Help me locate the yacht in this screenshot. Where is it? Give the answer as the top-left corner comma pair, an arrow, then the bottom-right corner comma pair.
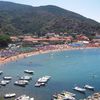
73,86 -> 86,93
4,93 -> 16,98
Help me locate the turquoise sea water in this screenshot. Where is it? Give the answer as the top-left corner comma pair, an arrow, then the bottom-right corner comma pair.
0,48 -> 100,100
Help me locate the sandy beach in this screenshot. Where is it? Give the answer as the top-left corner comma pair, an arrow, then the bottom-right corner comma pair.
0,45 -> 98,64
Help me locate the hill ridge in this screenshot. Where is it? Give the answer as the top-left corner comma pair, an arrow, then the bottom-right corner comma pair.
0,1 -> 100,35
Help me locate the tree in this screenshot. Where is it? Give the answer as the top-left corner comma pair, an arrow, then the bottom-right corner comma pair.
0,34 -> 11,47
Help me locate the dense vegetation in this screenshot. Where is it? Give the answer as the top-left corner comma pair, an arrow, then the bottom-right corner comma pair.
0,1 -> 100,35
0,34 -> 11,47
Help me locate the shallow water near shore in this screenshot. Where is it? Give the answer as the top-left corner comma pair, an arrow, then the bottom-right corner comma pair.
0,48 -> 100,100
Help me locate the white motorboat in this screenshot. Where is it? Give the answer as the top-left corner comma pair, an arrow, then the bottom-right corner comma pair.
37,77 -> 47,83
37,76 -> 51,83
0,80 -> 10,86
35,82 -> 45,87
19,80 -> 29,84
20,76 -> 32,80
73,86 -> 86,93
15,95 -> 34,100
44,75 -> 51,79
3,80 -> 10,84
84,85 -> 94,90
0,81 -> 6,86
35,82 -> 41,87
14,80 -> 28,86
3,76 -> 12,80
4,93 -> 16,98
24,70 -> 34,74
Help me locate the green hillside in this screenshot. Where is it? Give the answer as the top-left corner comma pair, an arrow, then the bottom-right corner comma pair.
0,1 -> 100,35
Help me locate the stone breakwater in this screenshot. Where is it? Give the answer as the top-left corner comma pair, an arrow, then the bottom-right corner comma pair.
82,93 -> 100,100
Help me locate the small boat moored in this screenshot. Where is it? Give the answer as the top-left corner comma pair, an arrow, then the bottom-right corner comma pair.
84,85 -> 94,90
4,93 -> 16,98
20,76 -> 32,81
35,82 -> 45,87
3,76 -> 12,80
35,82 -> 41,87
14,80 -> 28,87
35,75 -> 51,87
0,80 -> 10,86
24,70 -> 34,74
37,76 -> 51,83
73,86 -> 86,93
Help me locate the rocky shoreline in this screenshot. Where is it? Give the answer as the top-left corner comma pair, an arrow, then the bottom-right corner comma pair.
82,93 -> 100,100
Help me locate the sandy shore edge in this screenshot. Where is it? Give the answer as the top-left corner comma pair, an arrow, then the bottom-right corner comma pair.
0,46 -> 99,64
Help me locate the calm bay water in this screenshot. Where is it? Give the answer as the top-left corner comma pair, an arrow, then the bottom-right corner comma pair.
0,48 -> 100,100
